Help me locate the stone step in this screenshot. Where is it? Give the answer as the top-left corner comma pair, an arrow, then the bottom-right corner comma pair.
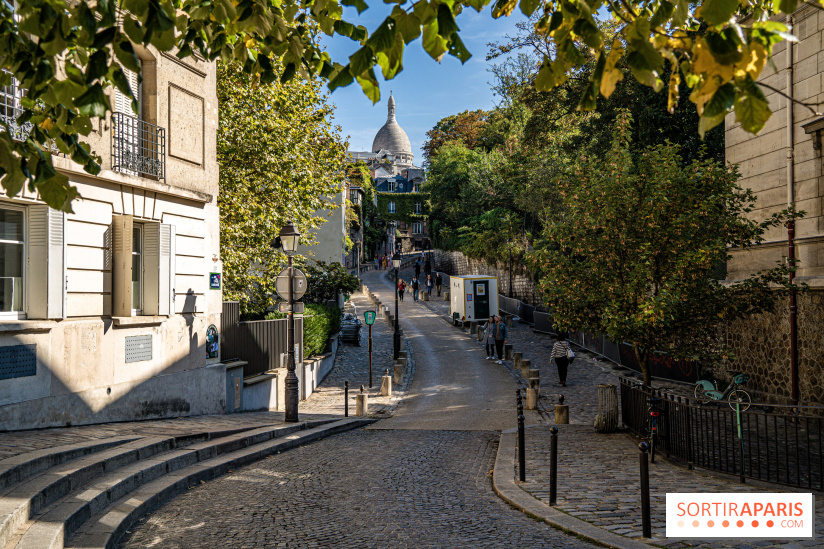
0,423 -> 277,549
66,418 -> 375,549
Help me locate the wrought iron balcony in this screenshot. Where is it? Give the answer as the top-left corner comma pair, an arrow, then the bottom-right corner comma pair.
111,112 -> 165,180
0,80 -> 32,142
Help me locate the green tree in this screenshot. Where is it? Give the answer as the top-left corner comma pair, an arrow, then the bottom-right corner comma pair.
421,110 -> 488,167
529,114 -> 803,386
1,0 -> 813,211
218,62 -> 347,315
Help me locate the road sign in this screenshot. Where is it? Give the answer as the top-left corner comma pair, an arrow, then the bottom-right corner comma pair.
277,302 -> 305,313
275,268 -> 307,301
364,310 -> 375,325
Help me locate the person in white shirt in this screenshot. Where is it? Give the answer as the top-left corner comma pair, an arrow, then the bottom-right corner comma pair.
550,332 -> 572,387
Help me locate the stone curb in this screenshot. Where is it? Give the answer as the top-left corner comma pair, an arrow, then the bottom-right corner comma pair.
492,429 -> 655,549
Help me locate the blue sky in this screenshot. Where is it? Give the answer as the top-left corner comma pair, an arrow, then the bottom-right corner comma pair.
321,7 -> 530,164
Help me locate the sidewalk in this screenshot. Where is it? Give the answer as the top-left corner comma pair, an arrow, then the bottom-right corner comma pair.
299,287 -> 415,417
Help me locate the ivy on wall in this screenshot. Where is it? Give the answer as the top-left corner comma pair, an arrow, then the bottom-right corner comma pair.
376,192 -> 429,225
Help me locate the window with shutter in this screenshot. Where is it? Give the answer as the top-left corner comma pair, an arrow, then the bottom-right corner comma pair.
111,214 -> 133,317
143,223 -> 175,316
25,205 -> 64,320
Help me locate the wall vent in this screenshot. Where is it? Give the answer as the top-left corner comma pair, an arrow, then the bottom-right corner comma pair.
0,344 -> 37,380
125,335 -> 153,363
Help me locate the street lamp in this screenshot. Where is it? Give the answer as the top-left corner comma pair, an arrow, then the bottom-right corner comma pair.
392,251 -> 401,360
508,238 -> 513,299
275,220 -> 301,423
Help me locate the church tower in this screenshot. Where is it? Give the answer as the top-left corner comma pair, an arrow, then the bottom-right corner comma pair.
371,93 -> 414,170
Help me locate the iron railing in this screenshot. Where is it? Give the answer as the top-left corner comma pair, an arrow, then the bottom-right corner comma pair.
620,378 -> 824,490
221,301 -> 304,378
111,112 -> 165,180
0,78 -> 32,141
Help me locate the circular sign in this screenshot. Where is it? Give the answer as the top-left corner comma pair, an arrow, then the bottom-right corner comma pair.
276,268 -> 307,301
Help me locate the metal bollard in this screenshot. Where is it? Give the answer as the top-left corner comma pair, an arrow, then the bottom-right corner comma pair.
518,402 -> 526,482
516,389 -> 522,422
639,442 -> 652,538
550,426 -> 558,506
344,380 -> 349,417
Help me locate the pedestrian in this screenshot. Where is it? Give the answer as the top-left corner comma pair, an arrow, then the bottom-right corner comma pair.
411,276 -> 420,302
494,316 -> 508,364
398,279 -> 405,301
435,272 -> 443,297
483,316 -> 496,359
550,332 -> 572,387
414,259 -> 421,279
424,257 -> 432,277
426,274 -> 433,296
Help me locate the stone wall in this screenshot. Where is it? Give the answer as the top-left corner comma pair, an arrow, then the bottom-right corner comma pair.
720,290 -> 824,406
431,249 -> 543,307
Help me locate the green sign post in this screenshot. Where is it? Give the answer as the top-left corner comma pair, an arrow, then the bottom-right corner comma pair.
364,310 -> 376,387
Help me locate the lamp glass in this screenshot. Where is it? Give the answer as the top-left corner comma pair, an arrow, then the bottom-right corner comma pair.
280,234 -> 298,253
392,253 -> 401,269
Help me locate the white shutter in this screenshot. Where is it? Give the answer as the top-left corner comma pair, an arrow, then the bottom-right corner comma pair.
114,66 -> 140,116
168,225 -> 175,315
26,205 -> 64,319
111,214 -> 133,317
142,223 -> 173,316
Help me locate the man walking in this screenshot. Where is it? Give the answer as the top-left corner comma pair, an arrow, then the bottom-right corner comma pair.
494,316 -> 508,364
414,259 -> 421,280
411,276 -> 420,302
435,272 -> 443,297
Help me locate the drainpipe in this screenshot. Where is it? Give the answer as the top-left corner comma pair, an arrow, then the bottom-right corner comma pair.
786,17 -> 799,406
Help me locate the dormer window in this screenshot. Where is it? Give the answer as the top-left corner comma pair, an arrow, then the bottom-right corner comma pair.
388,181 -> 396,192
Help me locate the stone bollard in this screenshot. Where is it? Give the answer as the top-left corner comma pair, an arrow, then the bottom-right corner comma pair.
398,350 -> 407,359
396,357 -> 408,368
444,291 -> 449,301
381,369 -> 393,397
424,292 -> 430,301
529,369 -> 540,397
356,386 -> 369,417
477,329 -> 484,342
469,321 -> 477,335
505,315 -> 513,327
554,395 -> 569,424
505,344 -> 513,361
513,352 -> 523,371
394,363 -> 404,385
526,388 -> 538,410
520,359 -> 531,379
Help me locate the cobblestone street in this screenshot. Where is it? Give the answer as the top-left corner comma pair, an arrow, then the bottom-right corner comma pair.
119,429 -> 594,548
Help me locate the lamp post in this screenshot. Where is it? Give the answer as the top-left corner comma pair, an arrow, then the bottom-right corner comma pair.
508,238 -> 513,299
392,251 -> 401,360
276,220 -> 301,423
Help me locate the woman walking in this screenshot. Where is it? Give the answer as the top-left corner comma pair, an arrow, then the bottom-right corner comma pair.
398,279 -> 405,301
550,332 -> 572,387
483,316 -> 496,359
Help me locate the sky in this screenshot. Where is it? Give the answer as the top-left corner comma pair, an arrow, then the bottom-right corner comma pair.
321,6 -> 530,164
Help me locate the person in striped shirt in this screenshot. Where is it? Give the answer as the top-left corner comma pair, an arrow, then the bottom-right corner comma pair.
550,332 -> 571,387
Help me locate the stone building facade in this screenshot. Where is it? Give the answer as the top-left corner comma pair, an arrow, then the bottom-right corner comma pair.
723,5 -> 824,405
0,46 -> 224,430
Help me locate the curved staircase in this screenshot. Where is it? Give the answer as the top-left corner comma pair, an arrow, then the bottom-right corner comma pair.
0,418 -> 372,549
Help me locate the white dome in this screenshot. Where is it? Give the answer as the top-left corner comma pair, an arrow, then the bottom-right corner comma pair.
371,93 -> 412,155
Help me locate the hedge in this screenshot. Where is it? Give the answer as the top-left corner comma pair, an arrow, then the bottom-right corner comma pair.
266,303 -> 342,358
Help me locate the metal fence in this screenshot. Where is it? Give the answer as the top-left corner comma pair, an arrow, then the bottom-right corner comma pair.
221,301 -> 303,378
620,378 -> 824,490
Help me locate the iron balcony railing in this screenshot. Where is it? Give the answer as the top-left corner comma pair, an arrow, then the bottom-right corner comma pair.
111,112 -> 165,180
0,79 -> 32,142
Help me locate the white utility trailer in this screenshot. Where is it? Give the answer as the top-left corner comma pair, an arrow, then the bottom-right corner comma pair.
449,275 -> 499,323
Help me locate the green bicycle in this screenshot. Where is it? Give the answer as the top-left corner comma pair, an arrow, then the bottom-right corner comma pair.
694,371 -> 752,411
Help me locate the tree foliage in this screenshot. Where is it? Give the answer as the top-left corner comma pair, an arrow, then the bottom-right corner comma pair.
421,110 -> 488,167
218,62 -> 347,315
0,0 -> 813,210
528,114 -> 804,385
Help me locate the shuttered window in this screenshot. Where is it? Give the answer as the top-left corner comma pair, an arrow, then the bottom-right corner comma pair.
25,204 -> 64,320
113,66 -> 141,116
112,215 -> 175,318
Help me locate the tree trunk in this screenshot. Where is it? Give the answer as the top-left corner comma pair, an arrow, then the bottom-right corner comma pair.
633,342 -> 651,387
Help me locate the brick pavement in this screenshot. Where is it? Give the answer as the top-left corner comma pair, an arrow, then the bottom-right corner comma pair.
300,288 -> 415,418
119,429 -> 596,548
520,424 -> 824,548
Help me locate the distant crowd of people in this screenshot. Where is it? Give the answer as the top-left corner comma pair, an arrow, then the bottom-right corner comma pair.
395,253 -> 442,303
